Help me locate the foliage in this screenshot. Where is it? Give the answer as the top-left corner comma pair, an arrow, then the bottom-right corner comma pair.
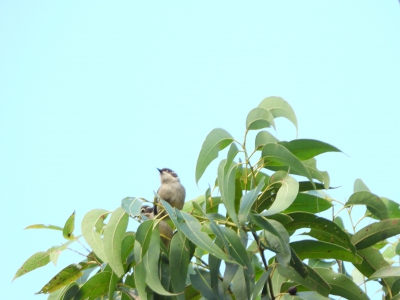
14,96 -> 400,299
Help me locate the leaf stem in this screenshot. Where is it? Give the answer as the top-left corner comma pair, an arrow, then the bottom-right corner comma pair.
251,230 -> 275,299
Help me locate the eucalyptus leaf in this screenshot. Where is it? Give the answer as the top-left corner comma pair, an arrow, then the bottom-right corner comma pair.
196,128 -> 234,183
257,96 -> 298,134
103,207 -> 129,277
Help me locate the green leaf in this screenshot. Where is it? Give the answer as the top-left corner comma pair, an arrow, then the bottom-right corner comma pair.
143,223 -> 178,296
351,219 -> 400,250
13,240 -> 79,281
354,178 -> 370,192
81,209 -> 110,263
49,240 -> 77,266
121,232 -> 135,268
209,238 -> 223,296
298,181 -> 329,192
36,261 -> 97,294
345,191 -> 389,220
251,214 -> 291,266
259,174 -> 299,216
24,224 -> 63,231
184,284 -> 202,300
133,245 -> 147,300
308,259 -> 336,269
196,128 -> 234,183
354,246 -> 394,289
239,177 -> 265,225
232,266 -> 250,299
252,269 -> 270,299
220,227 -> 254,281
258,96 -> 298,134
290,240 -> 362,264
13,251 -> 51,281
103,207 -> 129,277
314,268 -> 369,300
283,192 -> 332,214
47,282 -> 79,300
73,271 -> 112,300
163,200 -> 235,263
121,197 -> 143,217
279,139 -> 341,161
63,211 -> 76,240
218,158 -> 239,227
370,266 -> 400,279
289,247 -> 308,278
190,268 -> 222,300
246,107 -> 275,130
282,291 -> 331,300
285,212 -> 355,253
261,143 -> 314,186
255,131 -> 278,150
276,264 -> 331,296
170,235 -> 192,299
367,197 -> 400,219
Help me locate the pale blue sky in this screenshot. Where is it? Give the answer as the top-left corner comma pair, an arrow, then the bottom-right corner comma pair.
1,1 -> 400,299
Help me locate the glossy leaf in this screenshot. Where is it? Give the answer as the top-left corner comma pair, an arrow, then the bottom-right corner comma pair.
302,158 -> 330,189
279,139 -> 341,161
261,143 -> 314,186
13,251 -> 51,281
282,291 -> 331,300
367,197 -> 400,219
121,197 -> 143,217
196,128 -> 234,183
73,271 -> 112,300
36,261 -> 97,294
190,267 -> 222,300
258,96 -> 298,133
285,212 -> 355,253
246,107 -> 275,130
239,177 -> 265,225
24,224 -> 63,231
232,266 -> 250,299
103,207 -> 129,277
370,266 -> 400,279
259,174 -> 299,216
276,264 -> 331,296
314,268 -> 369,300
345,191 -> 389,220
163,200 -> 235,263
283,192 -> 332,214
170,235 -> 192,298
255,131 -> 278,150
351,219 -> 400,249
251,214 -> 291,266
218,158 -> 239,227
220,227 -> 254,281
47,282 -> 79,300
121,232 -> 135,267
62,211 -> 76,240
354,178 -> 370,192
143,223 -> 177,296
354,246 -> 394,289
290,240 -> 362,264
133,227 -> 151,300
81,209 -> 110,263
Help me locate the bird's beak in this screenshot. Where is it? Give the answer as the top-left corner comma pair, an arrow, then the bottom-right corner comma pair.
157,168 -> 162,173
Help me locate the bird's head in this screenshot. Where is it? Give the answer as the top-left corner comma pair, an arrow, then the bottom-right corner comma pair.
158,168 -> 180,183
140,205 -> 154,219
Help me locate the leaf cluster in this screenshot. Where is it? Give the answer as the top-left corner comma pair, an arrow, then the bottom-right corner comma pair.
14,97 -> 400,300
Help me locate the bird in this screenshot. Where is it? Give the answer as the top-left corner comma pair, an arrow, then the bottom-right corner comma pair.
154,168 -> 186,216
141,205 -> 173,248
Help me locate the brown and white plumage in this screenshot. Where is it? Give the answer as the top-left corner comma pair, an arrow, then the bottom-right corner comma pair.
154,168 -> 186,216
